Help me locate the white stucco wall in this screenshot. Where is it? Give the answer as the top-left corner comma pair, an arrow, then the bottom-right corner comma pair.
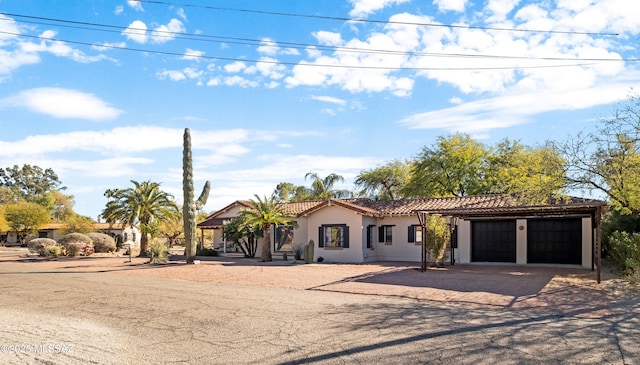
374,216 -> 422,262
362,216 -> 378,262
210,205 -> 247,248
305,205 -> 366,263
581,217 -> 593,269
456,219 -> 472,264
516,219 -> 527,265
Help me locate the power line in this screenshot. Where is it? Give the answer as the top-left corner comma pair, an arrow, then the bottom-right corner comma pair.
1,13 -> 633,64
0,30 -> 602,71
135,0 -> 619,37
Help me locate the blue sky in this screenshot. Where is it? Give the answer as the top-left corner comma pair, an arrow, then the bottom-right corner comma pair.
0,0 -> 639,220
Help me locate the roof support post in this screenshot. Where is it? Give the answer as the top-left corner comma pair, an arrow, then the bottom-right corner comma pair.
595,206 -> 602,284
417,211 -> 428,272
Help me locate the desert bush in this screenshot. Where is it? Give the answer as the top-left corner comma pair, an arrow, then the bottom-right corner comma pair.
196,246 -> 218,257
607,231 -> 640,277
41,245 -> 62,257
426,215 -> 450,264
149,240 -> 168,264
27,238 -> 57,254
58,233 -> 94,257
292,243 -> 304,260
88,233 -> 116,253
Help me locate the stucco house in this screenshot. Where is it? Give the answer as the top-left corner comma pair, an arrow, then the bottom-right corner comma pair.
197,194 -> 605,269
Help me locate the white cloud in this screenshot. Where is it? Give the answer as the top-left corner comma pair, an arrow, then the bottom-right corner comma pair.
207,154 -> 380,184
485,0 -> 521,21
92,41 -> 127,51
183,67 -> 203,79
128,1 -> 144,12
398,80 -> 639,133
182,48 -> 204,61
0,127 -> 259,159
349,0 -> 410,18
177,8 -> 187,21
157,67 -> 203,81
313,31 -> 344,47
433,0 -> 468,13
310,95 -> 347,106
0,88 -> 123,121
224,76 -> 259,88
151,19 -> 185,44
257,38 -> 279,56
224,61 -> 246,73
206,78 -> 221,86
122,20 -> 148,43
246,57 -> 286,79
157,70 -> 187,81
123,19 -> 184,44
114,6 -> 124,15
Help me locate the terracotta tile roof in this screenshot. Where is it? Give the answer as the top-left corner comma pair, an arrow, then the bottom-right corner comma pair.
198,194 -> 606,227
281,200 -> 326,216
355,195 -> 605,216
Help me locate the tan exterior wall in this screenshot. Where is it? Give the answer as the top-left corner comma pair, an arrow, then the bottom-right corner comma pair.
373,216 -> 422,262
456,219 -> 472,264
516,219 -> 527,265
581,217 -> 593,269
362,216 -> 378,262
306,205 -> 365,263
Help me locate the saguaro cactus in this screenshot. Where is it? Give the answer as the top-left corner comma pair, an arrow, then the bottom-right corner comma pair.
183,128 -> 211,264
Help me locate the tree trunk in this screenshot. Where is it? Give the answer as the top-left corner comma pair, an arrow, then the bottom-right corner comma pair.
138,232 -> 149,257
261,224 -> 272,262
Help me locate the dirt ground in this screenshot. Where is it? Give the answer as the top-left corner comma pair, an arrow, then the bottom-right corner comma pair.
4,248 -> 637,316
1,247 -> 639,364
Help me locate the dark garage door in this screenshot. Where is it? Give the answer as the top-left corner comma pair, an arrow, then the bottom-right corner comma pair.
472,220 -> 516,263
527,218 -> 582,265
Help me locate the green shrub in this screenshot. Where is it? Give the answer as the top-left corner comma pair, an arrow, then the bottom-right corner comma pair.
149,240 -> 168,264
196,246 -> 218,257
41,245 -> 62,257
27,238 -> 57,254
88,233 -> 116,253
427,215 -> 450,264
58,233 -> 94,257
607,231 -> 640,275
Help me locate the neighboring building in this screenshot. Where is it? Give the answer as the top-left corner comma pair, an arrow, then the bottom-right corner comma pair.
197,194 -> 605,269
2,223 -> 141,247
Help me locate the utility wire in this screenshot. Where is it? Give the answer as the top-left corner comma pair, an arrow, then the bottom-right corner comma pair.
0,30 -> 600,71
1,13 -> 633,63
135,0 -> 619,37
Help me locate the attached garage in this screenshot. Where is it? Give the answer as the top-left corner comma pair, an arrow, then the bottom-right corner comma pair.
471,220 -> 516,263
527,218 -> 582,265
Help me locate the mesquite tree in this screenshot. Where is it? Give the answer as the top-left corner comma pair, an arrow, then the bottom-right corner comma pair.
183,128 -> 211,264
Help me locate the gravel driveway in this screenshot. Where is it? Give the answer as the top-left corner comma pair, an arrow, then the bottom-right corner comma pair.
0,248 -> 638,364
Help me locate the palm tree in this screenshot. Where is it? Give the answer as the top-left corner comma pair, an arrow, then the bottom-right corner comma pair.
102,180 -> 179,256
243,194 -> 291,262
305,172 -> 351,200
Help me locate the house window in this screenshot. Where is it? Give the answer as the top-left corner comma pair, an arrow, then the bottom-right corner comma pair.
366,225 -> 375,248
38,231 -> 49,238
274,224 -> 294,251
408,225 -> 423,243
378,225 -> 393,244
319,224 -> 349,248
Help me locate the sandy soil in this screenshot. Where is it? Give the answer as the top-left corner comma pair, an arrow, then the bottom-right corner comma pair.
0,247 -> 638,364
